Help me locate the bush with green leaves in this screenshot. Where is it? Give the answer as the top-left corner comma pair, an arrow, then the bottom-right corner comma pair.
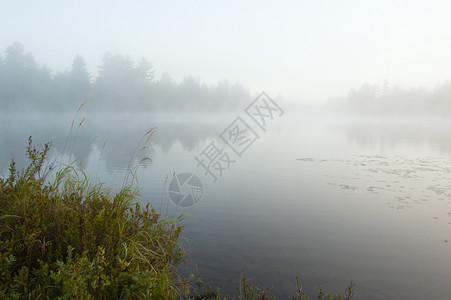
0,138 -> 185,299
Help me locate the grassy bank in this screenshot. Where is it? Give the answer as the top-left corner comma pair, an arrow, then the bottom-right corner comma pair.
0,139 -> 354,299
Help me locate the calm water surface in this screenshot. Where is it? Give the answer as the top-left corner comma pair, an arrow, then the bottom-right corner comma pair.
1,113 -> 451,299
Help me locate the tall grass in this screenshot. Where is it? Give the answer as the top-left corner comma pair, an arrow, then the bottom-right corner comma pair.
0,138 -> 185,299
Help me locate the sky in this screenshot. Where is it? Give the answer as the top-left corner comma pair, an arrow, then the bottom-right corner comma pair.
1,0 -> 450,103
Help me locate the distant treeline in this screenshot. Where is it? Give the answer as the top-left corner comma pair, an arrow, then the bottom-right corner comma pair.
0,42 -> 251,113
328,81 -> 451,116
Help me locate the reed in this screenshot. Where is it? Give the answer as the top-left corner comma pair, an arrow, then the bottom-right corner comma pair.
0,138 -> 185,299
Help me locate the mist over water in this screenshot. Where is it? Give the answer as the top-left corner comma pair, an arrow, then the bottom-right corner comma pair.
2,1 -> 451,298
2,111 -> 451,299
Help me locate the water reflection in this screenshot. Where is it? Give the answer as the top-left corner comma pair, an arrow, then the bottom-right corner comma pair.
0,114 -> 222,174
334,119 -> 451,155
2,114 -> 451,299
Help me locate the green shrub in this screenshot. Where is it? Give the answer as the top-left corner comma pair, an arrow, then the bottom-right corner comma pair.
0,138 -> 185,299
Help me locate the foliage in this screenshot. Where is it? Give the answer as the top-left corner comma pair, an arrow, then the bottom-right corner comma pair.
237,272 -> 274,300
328,80 -> 451,116
0,42 -> 251,113
178,272 -> 355,300
292,276 -> 355,300
235,273 -> 354,300
0,138 -> 185,299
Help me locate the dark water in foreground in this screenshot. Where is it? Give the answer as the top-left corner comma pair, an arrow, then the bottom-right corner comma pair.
1,113 -> 451,299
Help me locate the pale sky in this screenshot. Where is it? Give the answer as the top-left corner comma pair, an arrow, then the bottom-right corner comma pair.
1,0 -> 450,103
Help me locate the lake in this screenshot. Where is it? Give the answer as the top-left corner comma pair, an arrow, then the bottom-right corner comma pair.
1,111 -> 451,299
